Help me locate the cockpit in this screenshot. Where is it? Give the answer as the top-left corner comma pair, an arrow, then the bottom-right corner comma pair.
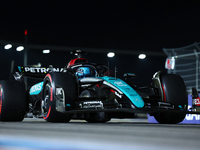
67,58 -> 108,79
75,67 -> 97,79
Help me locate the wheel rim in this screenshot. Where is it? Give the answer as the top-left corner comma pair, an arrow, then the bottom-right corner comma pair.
41,83 -> 51,117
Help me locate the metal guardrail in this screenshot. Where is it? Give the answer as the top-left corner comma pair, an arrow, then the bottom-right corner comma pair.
163,42 -> 200,94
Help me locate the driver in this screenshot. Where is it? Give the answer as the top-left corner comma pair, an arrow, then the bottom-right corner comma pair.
75,67 -> 97,79
67,58 -> 98,79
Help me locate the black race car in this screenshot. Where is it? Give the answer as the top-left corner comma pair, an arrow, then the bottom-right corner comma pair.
0,51 -> 199,123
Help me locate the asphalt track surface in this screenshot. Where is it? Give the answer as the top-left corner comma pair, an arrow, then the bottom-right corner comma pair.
0,116 -> 200,150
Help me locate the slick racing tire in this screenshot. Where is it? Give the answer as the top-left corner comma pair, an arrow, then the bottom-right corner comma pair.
154,74 -> 188,124
86,112 -> 111,123
41,71 -> 77,122
0,80 -> 27,121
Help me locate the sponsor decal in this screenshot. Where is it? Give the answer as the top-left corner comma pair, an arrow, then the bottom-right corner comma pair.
114,81 -> 127,87
185,114 -> 200,121
165,58 -> 175,70
55,86 -> 65,104
185,105 -> 200,120
80,77 -> 103,83
23,67 -> 67,73
193,98 -> 200,106
30,82 -> 43,95
56,88 -> 63,95
81,84 -> 91,87
83,101 -> 102,105
115,91 -> 122,98
129,94 -> 137,96
82,101 -> 103,108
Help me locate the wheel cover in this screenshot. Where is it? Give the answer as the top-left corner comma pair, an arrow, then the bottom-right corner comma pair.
41,83 -> 51,118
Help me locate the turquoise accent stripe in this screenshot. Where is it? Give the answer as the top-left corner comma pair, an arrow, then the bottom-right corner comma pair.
18,66 -> 22,73
30,82 -> 44,95
98,76 -> 144,108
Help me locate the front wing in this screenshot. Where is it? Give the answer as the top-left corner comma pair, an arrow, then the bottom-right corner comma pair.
56,107 -> 200,115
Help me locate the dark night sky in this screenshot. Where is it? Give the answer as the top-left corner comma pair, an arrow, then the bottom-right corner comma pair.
0,0 -> 200,85
1,0 -> 200,51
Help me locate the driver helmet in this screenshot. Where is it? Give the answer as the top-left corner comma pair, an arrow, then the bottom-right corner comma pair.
75,67 -> 97,79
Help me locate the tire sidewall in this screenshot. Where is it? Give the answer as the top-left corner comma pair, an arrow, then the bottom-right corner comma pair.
153,74 -> 188,124
41,72 -> 77,122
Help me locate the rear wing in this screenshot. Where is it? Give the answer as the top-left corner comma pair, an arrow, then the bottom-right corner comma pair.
14,62 -> 108,80
15,66 -> 67,79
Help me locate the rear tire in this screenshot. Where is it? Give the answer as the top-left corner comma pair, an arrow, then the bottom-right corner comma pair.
153,74 -> 188,124
0,80 -> 27,121
41,71 -> 77,122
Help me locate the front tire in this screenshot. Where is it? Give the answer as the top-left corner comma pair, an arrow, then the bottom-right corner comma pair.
153,74 -> 188,124
41,71 -> 77,122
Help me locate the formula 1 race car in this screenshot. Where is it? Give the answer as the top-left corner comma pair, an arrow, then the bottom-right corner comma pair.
0,50 -> 199,124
